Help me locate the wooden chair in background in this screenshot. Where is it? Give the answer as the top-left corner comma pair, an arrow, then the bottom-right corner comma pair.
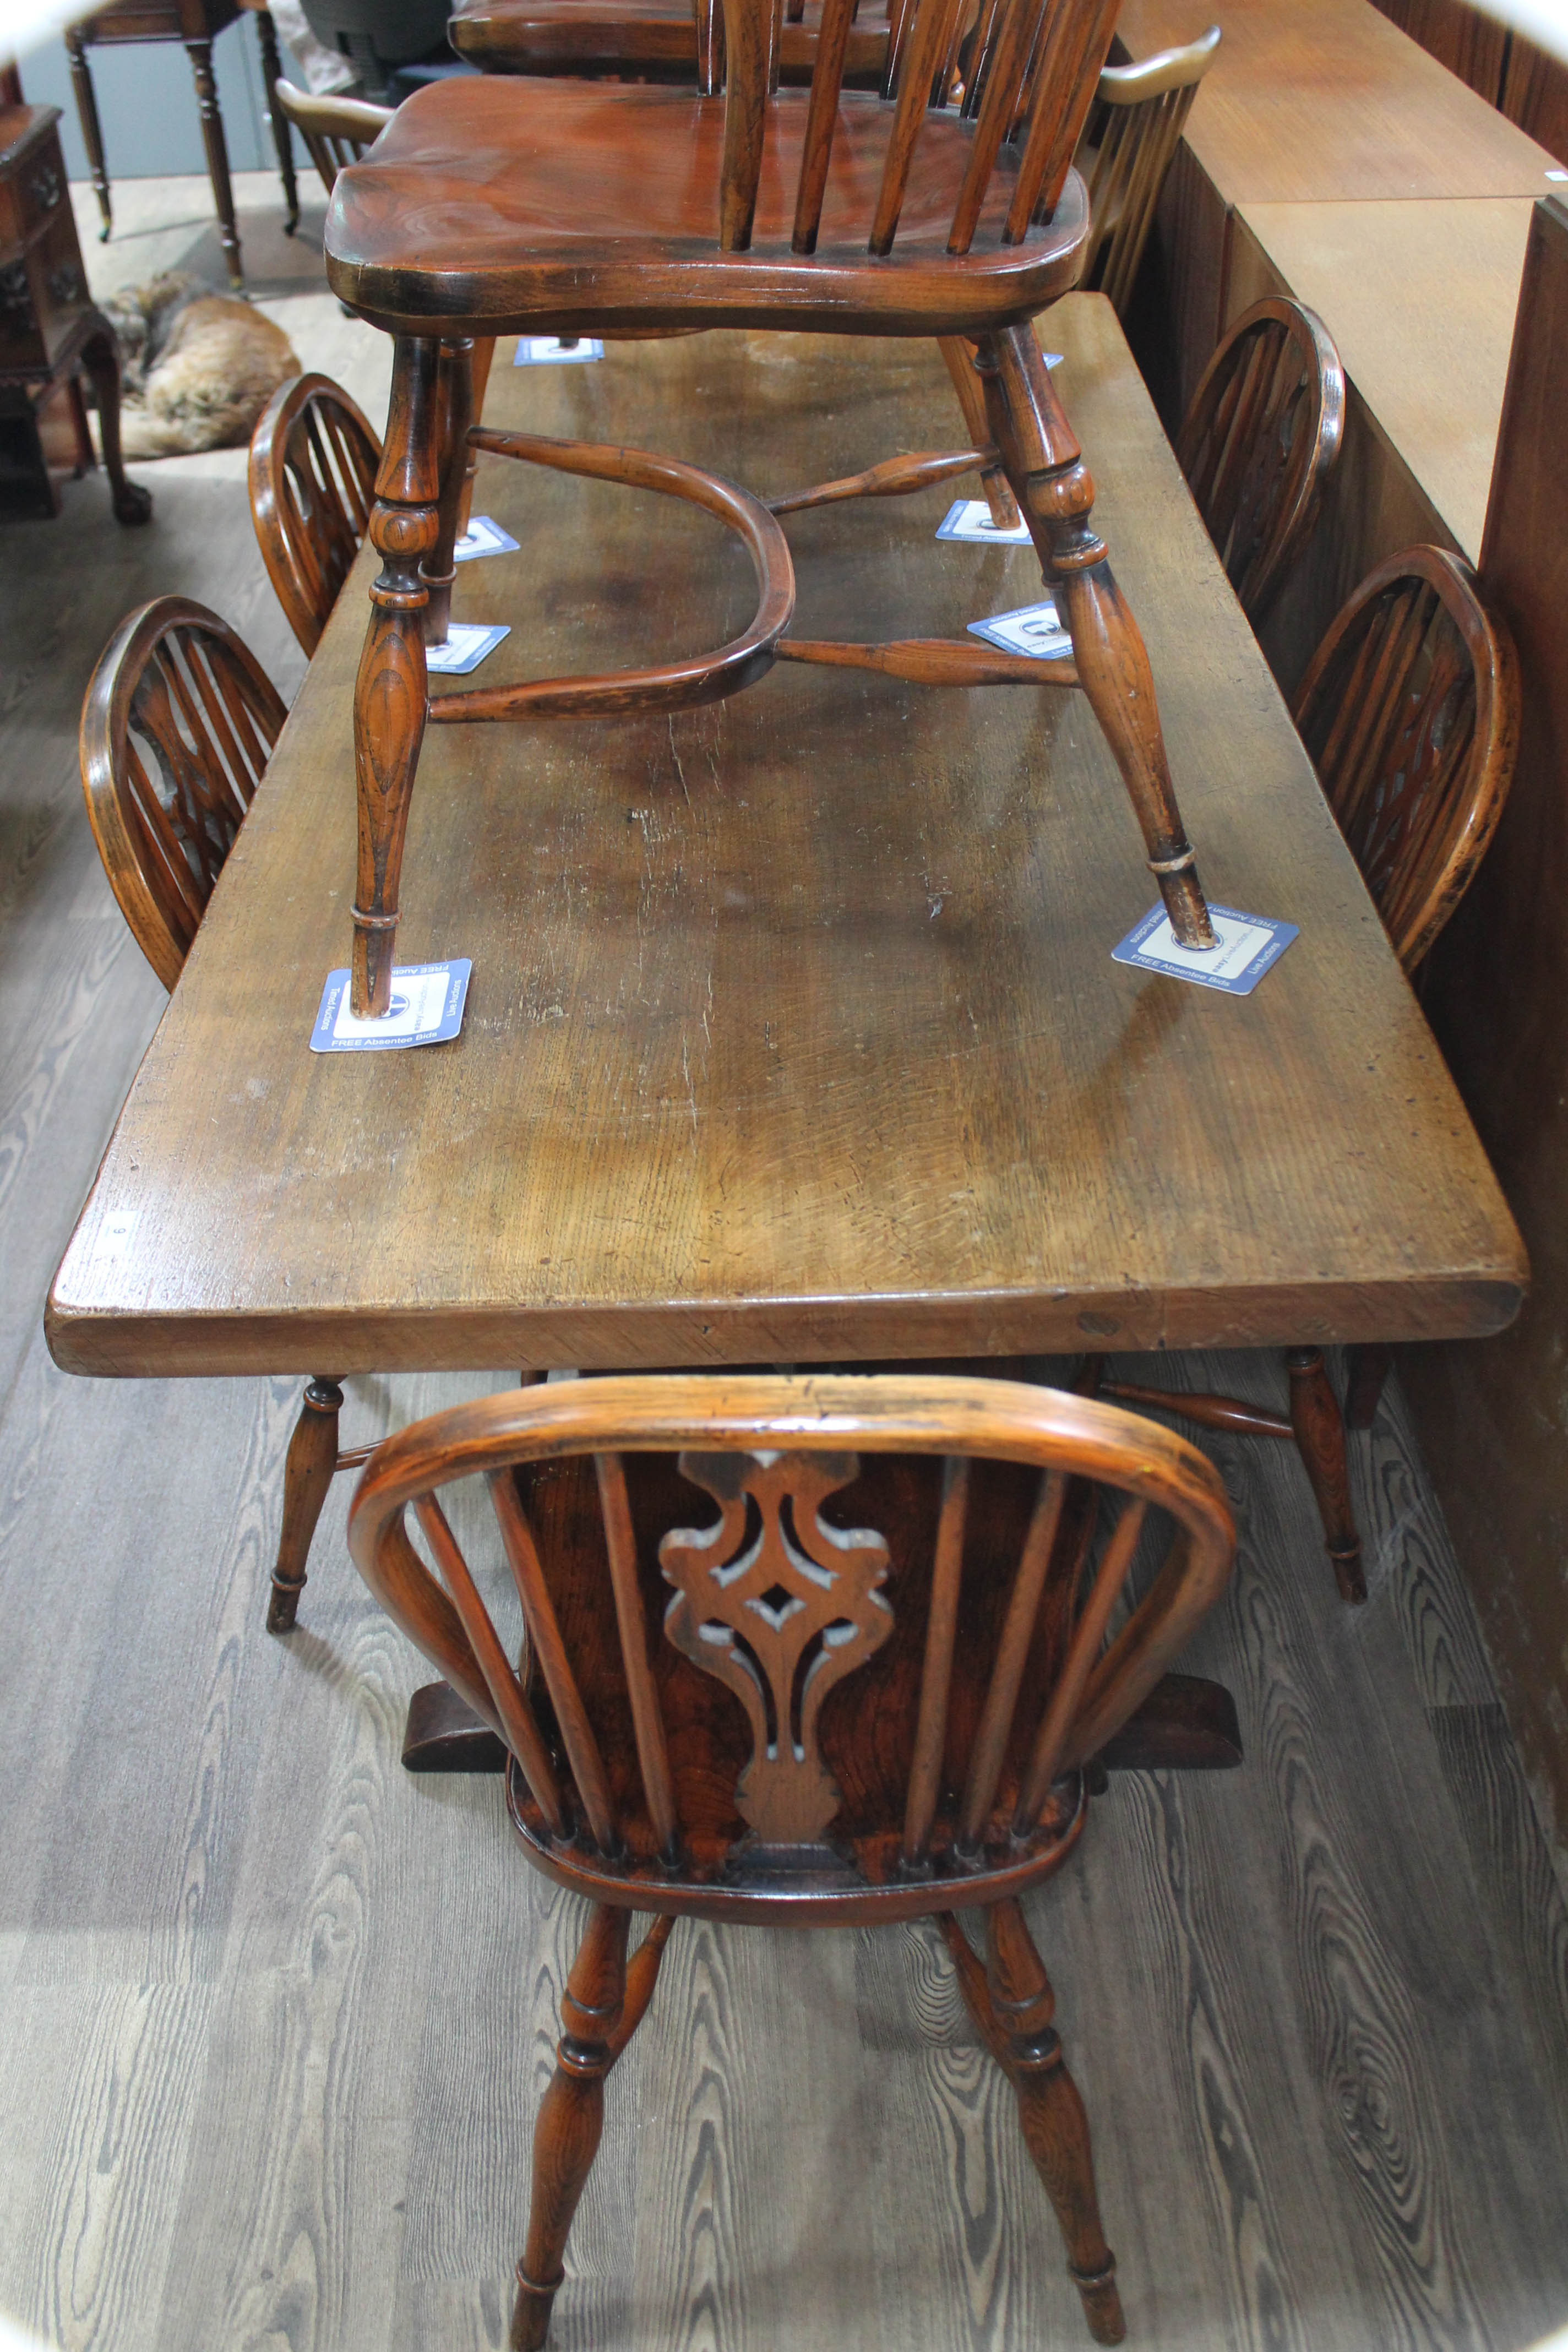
1102,547 -> 1519,1600
1076,25 -> 1219,316
451,0 -> 894,83
270,79 -> 392,195
79,596 -> 373,1631
1175,295 -> 1346,625
249,373 -> 382,656
325,0 -> 1222,1018
347,1369 -> 1239,2349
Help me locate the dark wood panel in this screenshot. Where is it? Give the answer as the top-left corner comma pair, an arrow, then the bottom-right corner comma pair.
1502,30 -> 1568,168
1402,193 -> 1568,1860
1366,0 -> 1507,100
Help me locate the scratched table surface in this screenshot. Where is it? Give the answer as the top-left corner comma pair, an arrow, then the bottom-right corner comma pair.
47,293 -> 1525,1379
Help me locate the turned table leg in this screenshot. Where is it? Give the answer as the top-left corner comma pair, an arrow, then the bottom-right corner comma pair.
66,31 -> 112,242
353,335 -> 443,1016
978,325 -> 1216,951
1286,1346 -> 1365,1603
185,36 -> 242,288
80,319 -> 153,525
254,7 -> 300,235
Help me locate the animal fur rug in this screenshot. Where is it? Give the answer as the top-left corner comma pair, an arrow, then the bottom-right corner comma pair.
101,273 -> 300,458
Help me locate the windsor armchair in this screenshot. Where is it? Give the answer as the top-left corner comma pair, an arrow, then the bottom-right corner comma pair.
325,0 -> 1220,1016
79,596 -> 374,1632
1175,295 -> 1345,624
1103,547 -> 1519,1597
1076,25 -> 1219,315
347,1369 -> 1238,2347
249,373 -> 382,656
269,80 -> 391,195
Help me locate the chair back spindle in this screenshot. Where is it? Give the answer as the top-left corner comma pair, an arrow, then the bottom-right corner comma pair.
349,1374 -> 1236,1919
272,81 -> 393,195
1293,546 -> 1520,973
79,597 -> 286,990
1075,26 -> 1220,314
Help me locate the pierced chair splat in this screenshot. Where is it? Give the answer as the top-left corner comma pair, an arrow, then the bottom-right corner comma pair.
325,0 -> 1221,1016
347,1369 -> 1239,2348
78,596 -> 375,1632
249,372 -> 382,657
1103,548 -> 1520,1597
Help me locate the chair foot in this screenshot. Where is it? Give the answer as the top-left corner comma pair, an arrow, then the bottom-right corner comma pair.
1285,1347 -> 1365,1603
269,1375 -> 344,1631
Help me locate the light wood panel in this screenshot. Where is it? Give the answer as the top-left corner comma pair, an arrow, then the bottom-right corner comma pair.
1117,0 -> 1562,202
46,298 -> 1524,1379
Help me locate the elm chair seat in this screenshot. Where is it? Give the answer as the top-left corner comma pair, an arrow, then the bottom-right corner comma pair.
326,78 -> 1092,337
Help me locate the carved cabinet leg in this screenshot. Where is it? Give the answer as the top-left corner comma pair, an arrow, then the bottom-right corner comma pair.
1285,1346 -> 1365,1604
978,326 -> 1215,951
80,320 -> 152,525
512,1906 -> 668,2352
938,335 -> 1021,531
255,7 -> 301,235
423,339 -> 476,647
944,1903 -> 1124,2345
184,38 -> 242,288
352,335 -> 443,1016
66,32 -> 112,241
269,1375 -> 344,1632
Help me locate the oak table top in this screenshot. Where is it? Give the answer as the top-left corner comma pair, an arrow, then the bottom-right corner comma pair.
1235,195 -> 1536,563
47,294 -> 1525,1379
1117,0 -> 1564,202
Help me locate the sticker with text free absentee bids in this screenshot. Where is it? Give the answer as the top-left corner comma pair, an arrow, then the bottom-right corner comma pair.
310,960 -> 472,1052
453,513 -> 520,562
1111,904 -> 1298,995
514,336 -> 604,365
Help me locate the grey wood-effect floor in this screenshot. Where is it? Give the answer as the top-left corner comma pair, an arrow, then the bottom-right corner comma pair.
2,178 -> 1567,2352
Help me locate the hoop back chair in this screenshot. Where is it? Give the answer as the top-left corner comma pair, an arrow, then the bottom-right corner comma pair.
1104,549 -> 1520,1596
1176,295 -> 1346,624
270,81 -> 393,195
249,373 -> 383,657
79,597 -> 372,1634
1076,26 -> 1219,316
347,1370 -> 1238,2349
324,0 -> 1222,1017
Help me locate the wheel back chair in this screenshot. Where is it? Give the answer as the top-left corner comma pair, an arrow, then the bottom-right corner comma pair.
1176,295 -> 1346,626
79,597 -> 373,1632
347,1369 -> 1240,2347
1076,25 -> 1218,315
249,372 -> 383,656
1101,547 -> 1519,1602
324,0 -> 1222,1018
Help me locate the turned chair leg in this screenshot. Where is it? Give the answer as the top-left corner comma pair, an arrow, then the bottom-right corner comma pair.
976,326 -> 1215,951
941,1905 -> 1125,2345
1285,1347 -> 1365,1604
938,335 -> 1021,531
1344,1341 -> 1392,1431
352,335 -> 444,1016
79,322 -> 152,525
422,338 -> 477,646
512,1909 -> 673,2352
269,1375 -> 345,1632
458,338 -> 497,541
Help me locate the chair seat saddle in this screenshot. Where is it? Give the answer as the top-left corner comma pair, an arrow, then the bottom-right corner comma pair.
325,79 -> 1091,337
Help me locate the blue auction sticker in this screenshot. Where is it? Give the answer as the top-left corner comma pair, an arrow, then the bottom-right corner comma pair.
453,513 -> 521,562
1111,903 -> 1298,996
310,959 -> 472,1053
425,622 -> 510,676
514,336 -> 605,366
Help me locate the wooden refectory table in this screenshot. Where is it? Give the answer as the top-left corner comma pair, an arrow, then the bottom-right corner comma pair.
46,294 -> 1525,1386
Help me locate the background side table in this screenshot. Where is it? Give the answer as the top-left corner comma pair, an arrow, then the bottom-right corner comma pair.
63,0 -> 298,288
0,103 -> 151,524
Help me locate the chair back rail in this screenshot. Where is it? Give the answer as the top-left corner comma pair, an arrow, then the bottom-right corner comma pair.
1077,25 -> 1219,315
79,597 -> 286,990
1176,295 -> 1346,622
1293,545 -> 1520,972
249,373 -> 383,658
347,1374 -> 1235,1919
693,0 -> 1119,257
272,81 -> 393,195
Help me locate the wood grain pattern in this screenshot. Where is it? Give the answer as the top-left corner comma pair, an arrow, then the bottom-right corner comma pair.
46,303 -> 1525,1379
